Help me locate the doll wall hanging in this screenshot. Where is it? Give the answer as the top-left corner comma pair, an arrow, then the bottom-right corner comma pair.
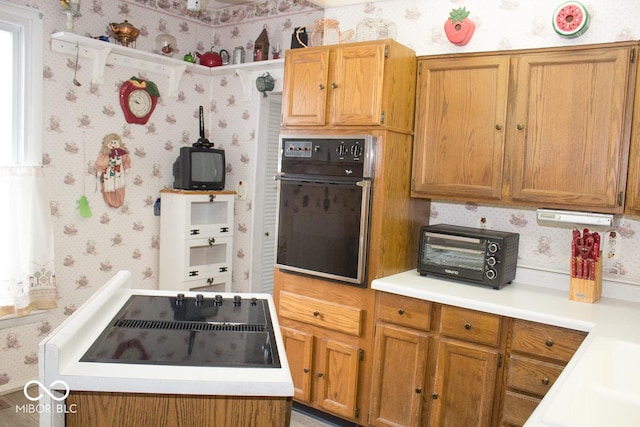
95,133 -> 131,208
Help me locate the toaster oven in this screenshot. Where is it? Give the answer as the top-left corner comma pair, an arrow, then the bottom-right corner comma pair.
418,224 -> 520,289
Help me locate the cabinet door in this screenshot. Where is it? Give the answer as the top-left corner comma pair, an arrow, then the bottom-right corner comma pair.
280,327 -> 313,402
314,337 -> 361,419
429,339 -> 500,427
183,236 -> 233,280
185,193 -> 234,238
281,48 -> 330,126
369,323 -> 430,427
509,46 -> 635,211
412,56 -> 509,200
625,50 -> 640,213
331,43 -> 385,126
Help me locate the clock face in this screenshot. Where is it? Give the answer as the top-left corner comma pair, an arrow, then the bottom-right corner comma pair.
127,89 -> 152,118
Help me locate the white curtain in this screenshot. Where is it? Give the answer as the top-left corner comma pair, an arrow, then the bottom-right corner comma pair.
0,165 -> 56,317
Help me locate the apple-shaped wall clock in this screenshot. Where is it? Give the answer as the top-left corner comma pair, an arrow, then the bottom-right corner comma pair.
119,77 -> 160,125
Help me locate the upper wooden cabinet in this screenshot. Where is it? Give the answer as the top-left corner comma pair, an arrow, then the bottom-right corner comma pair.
281,40 -> 416,132
412,42 -> 637,213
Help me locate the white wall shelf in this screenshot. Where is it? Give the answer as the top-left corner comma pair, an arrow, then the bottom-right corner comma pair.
50,31 -> 284,98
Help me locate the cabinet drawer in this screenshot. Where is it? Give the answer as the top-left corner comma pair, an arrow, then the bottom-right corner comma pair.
376,292 -> 431,331
439,305 -> 503,347
506,355 -> 563,397
502,390 -> 540,427
511,319 -> 587,363
278,291 -> 363,336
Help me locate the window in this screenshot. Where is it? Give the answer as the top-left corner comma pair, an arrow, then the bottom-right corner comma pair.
0,2 -> 56,318
0,0 -> 43,165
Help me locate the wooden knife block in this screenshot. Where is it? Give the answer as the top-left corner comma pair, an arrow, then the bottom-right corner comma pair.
569,257 -> 602,303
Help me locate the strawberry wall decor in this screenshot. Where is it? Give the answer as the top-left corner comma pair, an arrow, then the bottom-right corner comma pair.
444,7 -> 476,46
552,2 -> 591,38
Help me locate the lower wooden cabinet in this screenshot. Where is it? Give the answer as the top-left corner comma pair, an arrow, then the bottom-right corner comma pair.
501,319 -> 587,426
369,323 -> 430,427
429,339 -> 502,427
274,269 -> 373,424
370,292 -> 587,427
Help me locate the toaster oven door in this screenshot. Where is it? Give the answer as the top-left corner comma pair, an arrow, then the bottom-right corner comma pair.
419,232 -> 487,282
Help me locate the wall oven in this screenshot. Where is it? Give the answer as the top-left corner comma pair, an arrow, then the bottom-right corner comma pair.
275,135 -> 375,287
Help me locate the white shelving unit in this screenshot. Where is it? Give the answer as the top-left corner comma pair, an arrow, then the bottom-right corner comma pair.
159,189 -> 235,293
50,31 -> 284,98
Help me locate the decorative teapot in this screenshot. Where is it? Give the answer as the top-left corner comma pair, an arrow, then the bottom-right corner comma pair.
109,20 -> 139,47
197,48 -> 228,67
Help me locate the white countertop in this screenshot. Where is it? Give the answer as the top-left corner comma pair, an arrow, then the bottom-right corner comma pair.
38,271 -> 294,427
372,267 -> 640,426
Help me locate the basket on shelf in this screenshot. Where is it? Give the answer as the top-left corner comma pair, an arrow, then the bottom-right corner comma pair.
356,16 -> 397,41
296,19 -> 354,47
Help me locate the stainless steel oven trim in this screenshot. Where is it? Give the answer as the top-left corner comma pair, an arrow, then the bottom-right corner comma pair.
273,177 -> 372,286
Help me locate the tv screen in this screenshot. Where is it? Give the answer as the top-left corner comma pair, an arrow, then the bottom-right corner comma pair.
173,146 -> 225,190
191,150 -> 224,182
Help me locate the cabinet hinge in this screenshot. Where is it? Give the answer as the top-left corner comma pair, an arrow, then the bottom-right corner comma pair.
359,349 -> 364,362
208,194 -> 216,202
497,353 -> 503,368
631,47 -> 636,64
380,111 -> 386,124
618,191 -> 624,207
384,45 -> 389,58
355,407 -> 360,419
411,178 -> 415,192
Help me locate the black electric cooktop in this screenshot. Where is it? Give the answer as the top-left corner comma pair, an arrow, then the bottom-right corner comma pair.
80,293 -> 281,368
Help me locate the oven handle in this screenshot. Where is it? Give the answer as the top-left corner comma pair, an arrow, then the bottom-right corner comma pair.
275,175 -> 370,186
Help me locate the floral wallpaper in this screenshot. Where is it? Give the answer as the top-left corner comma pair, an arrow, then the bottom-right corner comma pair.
0,0 -> 322,393
2,0 -> 640,398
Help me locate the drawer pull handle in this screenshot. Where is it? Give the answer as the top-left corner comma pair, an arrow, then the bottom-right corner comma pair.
303,368 -> 310,374
317,372 -> 324,378
331,82 -> 338,89
541,377 -> 550,386
431,392 -> 439,400
545,338 -> 554,347
398,308 -> 405,315
415,387 -> 422,394
464,323 -> 472,330
319,84 -> 325,90
495,124 -> 503,130
313,311 -> 320,317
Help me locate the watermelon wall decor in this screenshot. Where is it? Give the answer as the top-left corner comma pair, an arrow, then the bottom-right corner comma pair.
444,7 -> 476,46
552,1 -> 590,38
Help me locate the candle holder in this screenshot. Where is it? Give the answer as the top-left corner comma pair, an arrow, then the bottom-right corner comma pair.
60,1 -> 81,33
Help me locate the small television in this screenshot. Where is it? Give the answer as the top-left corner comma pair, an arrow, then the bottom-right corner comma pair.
172,146 -> 225,190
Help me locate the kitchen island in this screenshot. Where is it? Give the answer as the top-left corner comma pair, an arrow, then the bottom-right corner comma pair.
372,267 -> 640,427
38,271 -> 294,427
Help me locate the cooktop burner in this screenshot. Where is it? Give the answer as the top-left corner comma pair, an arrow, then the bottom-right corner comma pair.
80,293 -> 281,368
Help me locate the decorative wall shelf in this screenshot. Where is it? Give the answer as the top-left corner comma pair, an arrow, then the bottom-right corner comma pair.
50,32 -> 284,98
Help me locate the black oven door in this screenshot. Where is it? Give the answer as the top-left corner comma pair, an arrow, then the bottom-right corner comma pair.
275,176 -> 371,286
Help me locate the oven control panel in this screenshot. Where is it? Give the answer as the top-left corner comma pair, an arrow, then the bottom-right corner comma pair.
284,140 -> 313,158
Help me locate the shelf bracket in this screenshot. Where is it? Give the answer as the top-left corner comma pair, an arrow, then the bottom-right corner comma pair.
235,69 -> 255,101
167,64 -> 187,98
91,46 -> 111,85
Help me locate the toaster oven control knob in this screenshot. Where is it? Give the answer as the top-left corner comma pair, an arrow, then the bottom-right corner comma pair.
485,269 -> 497,280
233,295 -> 242,306
486,256 -> 497,267
487,242 -> 500,254
176,293 -> 186,305
195,294 -> 205,305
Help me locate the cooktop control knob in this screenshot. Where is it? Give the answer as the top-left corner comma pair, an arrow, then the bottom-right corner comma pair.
233,295 -> 242,307
175,293 -> 186,305
250,297 -> 258,306
195,294 -> 205,305
214,294 -> 223,306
